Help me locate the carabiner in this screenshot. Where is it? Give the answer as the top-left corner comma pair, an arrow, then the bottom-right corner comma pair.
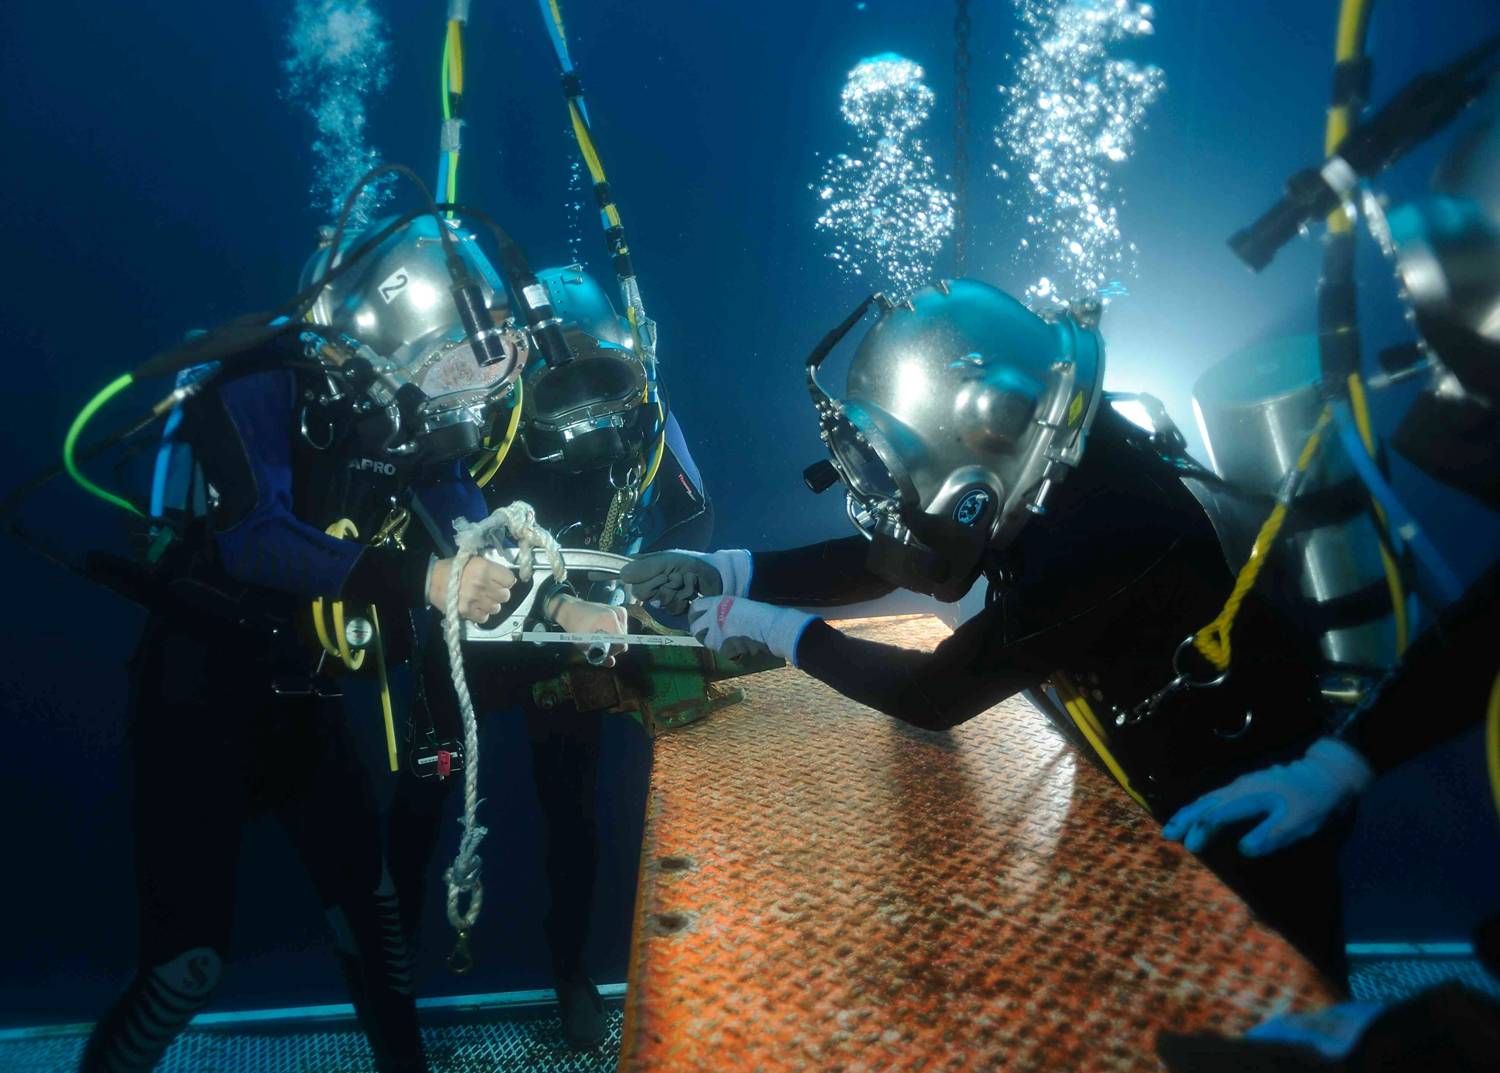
447,929 -> 475,975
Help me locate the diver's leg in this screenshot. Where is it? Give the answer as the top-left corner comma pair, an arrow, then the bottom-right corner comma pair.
277,699 -> 426,1073
526,702 -> 603,978
526,701 -> 607,1046
81,627 -> 244,1073
386,627 -> 467,950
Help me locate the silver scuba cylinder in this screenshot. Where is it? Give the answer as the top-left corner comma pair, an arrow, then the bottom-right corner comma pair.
1192,336 -> 1399,675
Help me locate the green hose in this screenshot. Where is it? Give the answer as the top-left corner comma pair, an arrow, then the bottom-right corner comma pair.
64,374 -> 144,516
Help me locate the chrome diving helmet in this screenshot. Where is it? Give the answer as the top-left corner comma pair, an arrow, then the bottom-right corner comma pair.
301,214 -> 529,462
1384,96 -> 1500,507
1388,92 -> 1500,403
806,279 -> 1106,600
518,264 -> 652,473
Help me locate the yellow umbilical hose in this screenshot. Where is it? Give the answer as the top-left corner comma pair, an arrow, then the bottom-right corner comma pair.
470,380 -> 524,488
1195,0 -> 1406,674
1487,670 -> 1500,820
312,519 -> 367,670
1325,0 -> 1409,656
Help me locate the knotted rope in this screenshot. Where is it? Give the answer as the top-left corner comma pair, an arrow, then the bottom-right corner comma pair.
442,502 -> 565,959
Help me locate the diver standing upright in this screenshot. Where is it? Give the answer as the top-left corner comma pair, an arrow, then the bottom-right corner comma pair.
385,265 -> 712,1050
624,280 -> 1349,982
77,203 -> 570,1073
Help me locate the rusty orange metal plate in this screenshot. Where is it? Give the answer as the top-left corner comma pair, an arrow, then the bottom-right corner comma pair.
621,615 -> 1337,1072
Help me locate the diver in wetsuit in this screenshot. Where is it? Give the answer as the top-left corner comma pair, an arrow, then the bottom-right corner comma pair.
79,217 -> 520,1073
382,267 -> 712,1049
1154,95 -> 1500,1073
81,211 -> 631,1073
623,280 -> 1348,981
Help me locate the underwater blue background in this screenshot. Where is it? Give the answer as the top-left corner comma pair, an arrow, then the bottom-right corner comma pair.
1,0 -> 1498,1024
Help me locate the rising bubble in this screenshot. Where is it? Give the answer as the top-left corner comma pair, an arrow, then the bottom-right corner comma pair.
284,0 -> 393,227
996,0 -> 1165,308
813,54 -> 955,301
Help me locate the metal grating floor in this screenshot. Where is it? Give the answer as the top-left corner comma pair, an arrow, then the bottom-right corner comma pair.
1349,956 -> 1500,1003
621,615 -> 1338,1073
0,1005 -> 624,1073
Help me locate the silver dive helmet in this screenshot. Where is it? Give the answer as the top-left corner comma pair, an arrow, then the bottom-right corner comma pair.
1387,91 -> 1500,404
805,279 -> 1106,601
518,264 -> 651,474
300,214 -> 529,463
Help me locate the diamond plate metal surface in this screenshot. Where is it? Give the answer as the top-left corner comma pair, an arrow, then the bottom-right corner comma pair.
621,615 -> 1338,1073
0,1010 -> 624,1073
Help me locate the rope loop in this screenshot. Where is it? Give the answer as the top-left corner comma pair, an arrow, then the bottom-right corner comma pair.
441,502 -> 562,956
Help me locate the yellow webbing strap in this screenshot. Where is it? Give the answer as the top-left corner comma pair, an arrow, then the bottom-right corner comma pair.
1052,675 -> 1149,811
370,605 -> 399,773
1193,408 -> 1333,672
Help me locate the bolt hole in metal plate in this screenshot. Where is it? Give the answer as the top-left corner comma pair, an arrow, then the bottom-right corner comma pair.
621,615 -> 1337,1073
652,911 -> 692,934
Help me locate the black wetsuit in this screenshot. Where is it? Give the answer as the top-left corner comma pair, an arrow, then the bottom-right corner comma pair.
81,354 -> 480,1073
387,411 -> 712,982
754,408 -> 1349,981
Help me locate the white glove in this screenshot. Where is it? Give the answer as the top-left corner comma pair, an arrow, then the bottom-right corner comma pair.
620,549 -> 753,615
1163,737 -> 1375,857
687,595 -> 815,666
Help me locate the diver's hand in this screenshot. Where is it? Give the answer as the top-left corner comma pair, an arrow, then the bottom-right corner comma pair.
1162,738 -> 1374,857
620,549 -> 753,615
549,595 -> 630,667
429,556 -> 517,623
687,595 -> 815,665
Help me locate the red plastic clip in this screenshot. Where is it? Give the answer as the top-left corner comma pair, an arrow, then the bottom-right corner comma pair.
436,749 -> 453,780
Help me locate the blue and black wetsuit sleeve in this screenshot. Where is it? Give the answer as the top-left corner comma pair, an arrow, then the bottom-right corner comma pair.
188,369 -> 431,607
748,537 -> 897,607
745,536 -> 1041,729
409,463 -> 573,622
792,607 -> 1050,731
1337,558 -> 1500,772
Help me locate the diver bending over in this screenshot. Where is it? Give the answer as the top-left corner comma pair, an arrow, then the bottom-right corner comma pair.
83,215 -> 624,1073
624,280 -> 1349,981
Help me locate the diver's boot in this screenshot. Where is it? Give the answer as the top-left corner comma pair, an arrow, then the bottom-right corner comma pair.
80,948 -> 222,1073
554,969 -> 607,1051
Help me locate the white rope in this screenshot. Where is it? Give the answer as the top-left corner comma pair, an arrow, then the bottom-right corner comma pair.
441,502 -> 565,941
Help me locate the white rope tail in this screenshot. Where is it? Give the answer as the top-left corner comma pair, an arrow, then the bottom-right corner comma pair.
441,502 -> 565,952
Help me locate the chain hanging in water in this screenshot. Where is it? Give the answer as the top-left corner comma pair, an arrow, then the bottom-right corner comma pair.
953,0 -> 973,276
